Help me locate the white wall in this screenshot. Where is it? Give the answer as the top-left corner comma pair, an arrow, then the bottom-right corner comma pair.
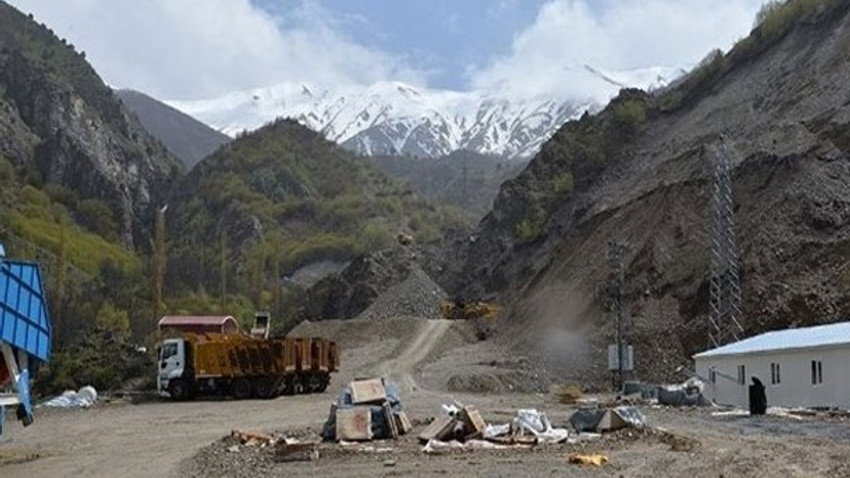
695,345 -> 850,409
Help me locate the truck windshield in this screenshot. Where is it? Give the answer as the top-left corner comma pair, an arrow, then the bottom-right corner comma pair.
161,343 -> 178,361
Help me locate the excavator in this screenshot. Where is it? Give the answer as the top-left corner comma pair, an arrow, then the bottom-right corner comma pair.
439,298 -> 502,340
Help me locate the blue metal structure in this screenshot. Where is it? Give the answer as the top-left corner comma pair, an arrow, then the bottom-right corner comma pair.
0,243 -> 51,434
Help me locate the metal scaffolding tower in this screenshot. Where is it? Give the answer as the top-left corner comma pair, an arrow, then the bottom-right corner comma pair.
708,142 -> 744,348
607,241 -> 630,390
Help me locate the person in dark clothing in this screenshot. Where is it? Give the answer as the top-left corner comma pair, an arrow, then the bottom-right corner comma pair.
749,376 -> 767,415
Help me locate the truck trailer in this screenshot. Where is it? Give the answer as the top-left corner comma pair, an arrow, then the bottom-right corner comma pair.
157,333 -> 339,400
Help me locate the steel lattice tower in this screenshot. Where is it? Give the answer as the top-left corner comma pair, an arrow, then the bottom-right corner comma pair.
708,142 -> 744,348
608,241 -> 628,389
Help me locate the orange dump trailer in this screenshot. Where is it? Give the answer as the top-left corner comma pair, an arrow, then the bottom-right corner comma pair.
157,333 -> 339,400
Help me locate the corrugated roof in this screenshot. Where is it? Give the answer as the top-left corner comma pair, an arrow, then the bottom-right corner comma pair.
158,316 -> 237,326
693,321 -> 850,359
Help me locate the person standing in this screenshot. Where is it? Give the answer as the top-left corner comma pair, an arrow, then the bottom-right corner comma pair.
749,376 -> 767,415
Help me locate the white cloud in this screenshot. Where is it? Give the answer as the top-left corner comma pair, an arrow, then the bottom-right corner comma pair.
6,0 -> 422,100
469,0 -> 767,101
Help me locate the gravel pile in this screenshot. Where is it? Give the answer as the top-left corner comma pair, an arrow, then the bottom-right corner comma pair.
298,244 -> 448,322
356,265 -> 447,321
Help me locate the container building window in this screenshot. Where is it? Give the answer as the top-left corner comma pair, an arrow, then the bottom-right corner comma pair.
811,360 -> 823,385
771,363 -> 781,385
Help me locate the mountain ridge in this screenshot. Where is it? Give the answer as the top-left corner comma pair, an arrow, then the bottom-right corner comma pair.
168,65 -> 682,160
116,89 -> 229,170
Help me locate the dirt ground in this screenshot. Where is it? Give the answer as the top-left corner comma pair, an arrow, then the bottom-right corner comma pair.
3,317 -> 850,477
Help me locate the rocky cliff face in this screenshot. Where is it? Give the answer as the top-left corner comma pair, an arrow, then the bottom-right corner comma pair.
446,2 -> 850,383
0,2 -> 182,248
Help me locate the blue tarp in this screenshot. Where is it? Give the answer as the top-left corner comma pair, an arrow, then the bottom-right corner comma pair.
0,260 -> 51,362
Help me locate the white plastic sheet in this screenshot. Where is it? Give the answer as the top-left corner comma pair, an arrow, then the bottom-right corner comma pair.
41,386 -> 98,409
514,409 -> 569,443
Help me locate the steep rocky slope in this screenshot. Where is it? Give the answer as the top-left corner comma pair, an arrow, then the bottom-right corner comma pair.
116,89 -> 229,170
0,2 -> 181,248
446,1 -> 850,384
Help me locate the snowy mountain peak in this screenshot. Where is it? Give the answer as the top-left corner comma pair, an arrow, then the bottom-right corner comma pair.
168,65 -> 682,159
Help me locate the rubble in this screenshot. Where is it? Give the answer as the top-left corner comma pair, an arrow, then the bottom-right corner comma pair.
274,439 -> 319,462
556,383 -> 583,404
568,453 -> 608,466
657,378 -> 707,407
569,406 -> 646,433
231,429 -> 274,447
322,377 -> 411,442
419,403 -> 571,450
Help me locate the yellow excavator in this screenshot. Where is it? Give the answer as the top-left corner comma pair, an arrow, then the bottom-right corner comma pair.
440,299 -> 502,340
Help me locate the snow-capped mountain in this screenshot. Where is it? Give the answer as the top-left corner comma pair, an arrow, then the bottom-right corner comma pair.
168,65 -> 684,159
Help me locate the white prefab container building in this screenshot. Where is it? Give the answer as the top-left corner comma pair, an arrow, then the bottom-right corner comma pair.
693,322 -> 850,409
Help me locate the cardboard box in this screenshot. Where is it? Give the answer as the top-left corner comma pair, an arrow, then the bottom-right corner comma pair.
336,407 -> 373,441
350,378 -> 387,404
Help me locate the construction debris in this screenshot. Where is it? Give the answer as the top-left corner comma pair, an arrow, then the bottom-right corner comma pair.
336,408 -> 373,441
322,378 -> 410,442
657,377 -> 707,407
40,386 -> 98,409
557,383 -> 583,404
274,439 -> 320,462
417,415 -> 456,443
568,453 -> 609,466
231,429 -> 274,447
420,403 -> 571,451
569,406 -> 646,433
350,378 -> 386,404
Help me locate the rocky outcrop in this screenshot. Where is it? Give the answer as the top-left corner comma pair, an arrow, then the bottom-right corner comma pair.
0,2 -> 182,248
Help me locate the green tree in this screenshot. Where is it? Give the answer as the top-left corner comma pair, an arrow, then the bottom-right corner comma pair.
95,301 -> 130,338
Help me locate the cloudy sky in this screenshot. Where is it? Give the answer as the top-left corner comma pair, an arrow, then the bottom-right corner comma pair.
8,0 -> 767,101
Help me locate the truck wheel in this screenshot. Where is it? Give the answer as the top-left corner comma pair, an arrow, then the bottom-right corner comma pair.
169,379 -> 190,401
293,376 -> 306,395
232,378 -> 252,400
253,378 -> 275,399
318,375 -> 330,393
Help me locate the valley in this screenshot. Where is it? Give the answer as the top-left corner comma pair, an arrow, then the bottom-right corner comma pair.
3,0 -> 850,477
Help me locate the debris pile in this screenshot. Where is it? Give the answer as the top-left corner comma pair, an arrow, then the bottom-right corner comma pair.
569,406 -> 646,434
419,402 -> 573,452
40,385 -> 98,409
231,429 -> 274,447
657,377 -> 707,407
557,383 -> 583,404
322,378 -> 412,441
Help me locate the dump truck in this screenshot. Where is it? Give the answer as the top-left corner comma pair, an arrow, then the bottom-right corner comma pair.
157,333 -> 339,400
439,299 -> 502,322
157,312 -> 338,400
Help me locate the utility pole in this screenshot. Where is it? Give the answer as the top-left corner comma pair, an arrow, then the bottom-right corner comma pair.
708,142 -> 744,348
153,205 -> 167,327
